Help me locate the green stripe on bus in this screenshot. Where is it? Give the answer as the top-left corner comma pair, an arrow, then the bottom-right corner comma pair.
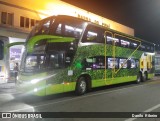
27,35 -> 75,53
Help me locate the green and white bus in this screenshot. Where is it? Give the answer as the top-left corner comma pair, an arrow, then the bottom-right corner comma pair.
17,15 -> 155,96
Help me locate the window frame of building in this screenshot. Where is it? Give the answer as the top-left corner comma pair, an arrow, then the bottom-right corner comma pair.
20,16 -> 39,29
1,11 -> 14,26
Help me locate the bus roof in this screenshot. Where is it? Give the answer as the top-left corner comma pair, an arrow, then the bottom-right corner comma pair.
49,15 -> 155,45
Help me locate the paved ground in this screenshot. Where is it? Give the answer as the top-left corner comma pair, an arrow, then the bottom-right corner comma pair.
0,77 -> 16,94
0,82 -> 16,94
0,76 -> 160,121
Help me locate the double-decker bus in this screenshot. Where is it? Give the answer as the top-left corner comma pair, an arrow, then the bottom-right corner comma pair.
0,36 -> 10,83
17,15 -> 155,96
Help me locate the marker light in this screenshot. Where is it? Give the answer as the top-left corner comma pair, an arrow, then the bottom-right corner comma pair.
34,88 -> 38,92
31,79 -> 39,84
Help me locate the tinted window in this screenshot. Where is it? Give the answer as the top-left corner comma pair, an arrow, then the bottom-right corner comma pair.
82,25 -> 105,43
115,34 -> 142,49
108,58 -> 119,69
130,59 -> 136,68
139,43 -> 155,52
118,58 -> 138,69
119,58 -> 127,68
107,36 -> 119,45
54,19 -> 84,39
82,56 -> 105,70
120,39 -> 130,48
151,45 -> 154,52
140,44 -> 146,51
130,42 -> 138,48
28,17 -> 54,39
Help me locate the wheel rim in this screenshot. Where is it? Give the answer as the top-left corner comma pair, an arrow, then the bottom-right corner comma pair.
80,80 -> 86,93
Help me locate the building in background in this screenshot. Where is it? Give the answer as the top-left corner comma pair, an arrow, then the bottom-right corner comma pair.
0,0 -> 134,72
0,0 -> 134,39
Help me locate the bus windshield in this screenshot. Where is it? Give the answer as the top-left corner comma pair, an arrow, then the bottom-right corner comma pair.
23,41 -> 77,72
22,16 -> 86,73
28,16 -> 54,39
27,15 -> 85,41
25,51 -> 65,72
0,40 -> 4,60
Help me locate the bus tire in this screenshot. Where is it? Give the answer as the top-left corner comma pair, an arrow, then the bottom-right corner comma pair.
136,73 -> 142,84
76,77 -> 87,95
142,72 -> 148,82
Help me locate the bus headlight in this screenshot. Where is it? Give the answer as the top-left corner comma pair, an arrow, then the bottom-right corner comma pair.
34,88 -> 38,92
16,76 -> 19,80
31,79 -> 39,84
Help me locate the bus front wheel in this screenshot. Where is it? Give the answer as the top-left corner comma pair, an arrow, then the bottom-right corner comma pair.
76,77 -> 87,95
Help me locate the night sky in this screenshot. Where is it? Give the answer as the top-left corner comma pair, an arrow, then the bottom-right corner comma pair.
62,0 -> 160,46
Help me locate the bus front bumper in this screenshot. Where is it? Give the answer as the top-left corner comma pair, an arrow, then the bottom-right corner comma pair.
16,79 -> 46,96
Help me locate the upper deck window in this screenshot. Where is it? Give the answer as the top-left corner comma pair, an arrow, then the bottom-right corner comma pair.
37,19 -> 51,34
121,40 -> 130,48
54,18 -> 84,39
107,36 -> 119,45
130,42 -> 138,48
82,25 -> 105,43
28,17 -> 54,39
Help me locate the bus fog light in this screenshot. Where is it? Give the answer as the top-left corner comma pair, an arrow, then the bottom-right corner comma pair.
16,76 -> 19,80
31,79 -> 39,84
34,88 -> 38,92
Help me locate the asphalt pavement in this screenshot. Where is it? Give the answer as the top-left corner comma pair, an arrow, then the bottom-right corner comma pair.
0,76 -> 160,121
0,73 -> 17,93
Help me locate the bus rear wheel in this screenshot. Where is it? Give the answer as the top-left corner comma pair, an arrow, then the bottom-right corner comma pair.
142,72 -> 148,82
76,77 -> 87,95
136,73 -> 142,84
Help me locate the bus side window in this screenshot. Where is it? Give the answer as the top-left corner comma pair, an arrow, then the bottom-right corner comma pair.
120,39 -> 130,48
107,36 -> 119,45
127,59 -> 137,69
130,42 -> 138,49
55,24 -> 62,35
82,57 -> 95,70
93,56 -> 105,69
140,44 -> 146,51
119,58 -> 127,69
82,25 -> 105,43
151,45 -> 154,52
41,19 -> 51,34
82,56 -> 105,70
108,58 -> 119,69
